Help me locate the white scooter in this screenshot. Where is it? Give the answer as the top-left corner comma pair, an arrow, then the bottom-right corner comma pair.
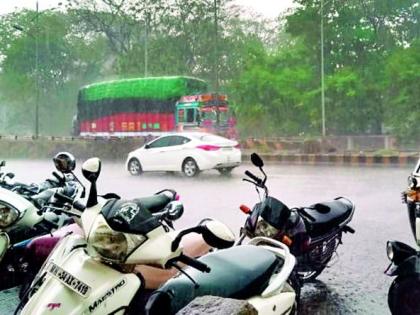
0,157 -> 84,290
17,158 -> 297,315
385,157 -> 420,314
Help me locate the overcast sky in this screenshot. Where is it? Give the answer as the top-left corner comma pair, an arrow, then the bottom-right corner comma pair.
0,0 -> 295,18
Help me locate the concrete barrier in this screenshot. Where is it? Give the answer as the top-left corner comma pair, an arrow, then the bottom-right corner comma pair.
0,136 -> 417,166
242,153 -> 419,167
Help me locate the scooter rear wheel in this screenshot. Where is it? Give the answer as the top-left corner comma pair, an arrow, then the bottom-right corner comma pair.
388,275 -> 420,315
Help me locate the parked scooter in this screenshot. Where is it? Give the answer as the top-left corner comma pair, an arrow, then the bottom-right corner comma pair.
385,157 -> 420,315
237,153 -> 356,282
17,158 -> 297,315
0,153 -> 84,290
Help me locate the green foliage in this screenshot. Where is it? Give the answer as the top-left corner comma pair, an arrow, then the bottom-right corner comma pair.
384,40 -> 420,139
0,0 -> 418,140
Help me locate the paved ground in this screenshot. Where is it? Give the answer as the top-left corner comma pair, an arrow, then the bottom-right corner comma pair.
0,159 -> 415,314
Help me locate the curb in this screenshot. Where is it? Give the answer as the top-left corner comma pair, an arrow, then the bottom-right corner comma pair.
243,153 -> 419,166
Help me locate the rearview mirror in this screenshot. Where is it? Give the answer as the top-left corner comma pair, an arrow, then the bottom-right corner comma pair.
251,153 -> 264,168
82,158 -> 101,183
200,220 -> 235,249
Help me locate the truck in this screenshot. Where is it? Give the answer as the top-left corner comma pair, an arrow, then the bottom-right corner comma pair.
74,76 -> 237,138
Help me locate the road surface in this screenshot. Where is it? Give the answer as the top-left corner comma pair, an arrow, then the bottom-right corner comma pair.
0,159 -> 414,314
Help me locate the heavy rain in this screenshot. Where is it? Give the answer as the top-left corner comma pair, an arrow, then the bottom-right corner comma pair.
0,0 -> 419,314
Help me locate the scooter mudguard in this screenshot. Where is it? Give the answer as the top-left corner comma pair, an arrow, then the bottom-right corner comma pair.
21,240 -> 141,315
385,255 -> 420,278
248,290 -> 295,315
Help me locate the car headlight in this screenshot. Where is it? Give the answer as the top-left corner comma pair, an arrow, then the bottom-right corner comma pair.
0,202 -> 19,228
87,215 -> 146,263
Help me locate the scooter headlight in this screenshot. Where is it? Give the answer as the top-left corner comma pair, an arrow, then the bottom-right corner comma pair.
87,215 -> 146,263
386,241 -> 394,261
0,202 -> 19,228
386,241 -> 416,264
0,233 -> 10,261
408,175 -> 418,189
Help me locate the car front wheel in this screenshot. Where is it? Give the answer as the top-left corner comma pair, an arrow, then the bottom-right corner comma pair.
182,158 -> 200,177
128,158 -> 142,176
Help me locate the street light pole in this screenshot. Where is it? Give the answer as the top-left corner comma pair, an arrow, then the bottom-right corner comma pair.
12,1 -> 62,138
144,10 -> 148,77
35,0 -> 39,138
320,0 -> 326,137
213,0 -> 219,94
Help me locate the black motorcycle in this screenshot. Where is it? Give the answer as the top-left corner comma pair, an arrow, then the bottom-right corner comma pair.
385,158 -> 420,315
237,153 -> 355,282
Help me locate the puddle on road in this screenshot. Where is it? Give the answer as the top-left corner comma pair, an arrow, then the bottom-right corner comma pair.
300,280 -> 389,315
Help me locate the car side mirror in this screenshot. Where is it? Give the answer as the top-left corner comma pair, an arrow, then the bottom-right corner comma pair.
251,153 -> 264,168
144,144 -> 151,149
82,158 -> 101,183
0,161 -> 5,167
200,220 -> 235,249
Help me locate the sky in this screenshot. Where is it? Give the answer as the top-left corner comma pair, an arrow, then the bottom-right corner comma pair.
0,0 -> 296,18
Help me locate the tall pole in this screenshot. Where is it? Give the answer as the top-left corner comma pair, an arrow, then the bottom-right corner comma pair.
35,0 -> 39,138
213,0 -> 219,94
320,0 -> 326,137
144,11 -> 148,77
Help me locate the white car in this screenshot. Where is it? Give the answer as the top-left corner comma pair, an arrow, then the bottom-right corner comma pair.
126,132 -> 241,177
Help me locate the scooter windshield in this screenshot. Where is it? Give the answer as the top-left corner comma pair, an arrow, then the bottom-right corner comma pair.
260,196 -> 291,231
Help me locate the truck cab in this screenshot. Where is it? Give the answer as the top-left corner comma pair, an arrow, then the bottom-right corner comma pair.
175,94 -> 236,138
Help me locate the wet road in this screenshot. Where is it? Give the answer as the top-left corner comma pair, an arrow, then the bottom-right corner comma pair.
0,159 -> 414,314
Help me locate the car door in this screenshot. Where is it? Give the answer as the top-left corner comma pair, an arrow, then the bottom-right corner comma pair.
140,136 -> 172,171
162,136 -> 192,171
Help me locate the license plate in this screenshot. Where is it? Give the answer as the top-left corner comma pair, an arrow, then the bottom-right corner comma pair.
47,262 -> 91,297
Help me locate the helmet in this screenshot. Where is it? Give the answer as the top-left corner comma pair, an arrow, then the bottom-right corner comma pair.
53,152 -> 76,173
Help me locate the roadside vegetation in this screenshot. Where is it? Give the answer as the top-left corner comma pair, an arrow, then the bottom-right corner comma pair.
0,0 -> 418,142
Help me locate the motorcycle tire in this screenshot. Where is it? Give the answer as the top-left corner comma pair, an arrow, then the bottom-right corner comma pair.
388,275 -> 420,315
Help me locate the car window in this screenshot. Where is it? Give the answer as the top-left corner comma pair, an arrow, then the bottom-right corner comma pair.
148,136 -> 172,148
170,136 -> 191,146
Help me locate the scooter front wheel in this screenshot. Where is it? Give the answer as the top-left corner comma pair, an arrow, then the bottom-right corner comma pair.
388,275 -> 420,315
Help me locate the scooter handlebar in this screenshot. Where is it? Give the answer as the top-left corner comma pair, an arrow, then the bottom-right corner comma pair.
177,254 -> 211,273
244,170 -> 263,185
52,171 -> 65,185
54,191 -> 86,211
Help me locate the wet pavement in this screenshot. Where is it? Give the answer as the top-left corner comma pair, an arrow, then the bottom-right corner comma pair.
0,159 -> 414,314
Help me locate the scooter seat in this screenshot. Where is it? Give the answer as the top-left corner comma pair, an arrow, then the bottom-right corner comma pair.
133,194 -> 172,213
300,197 -> 354,238
145,245 -> 282,315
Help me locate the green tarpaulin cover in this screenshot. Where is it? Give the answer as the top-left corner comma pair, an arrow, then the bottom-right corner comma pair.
79,76 -> 208,102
